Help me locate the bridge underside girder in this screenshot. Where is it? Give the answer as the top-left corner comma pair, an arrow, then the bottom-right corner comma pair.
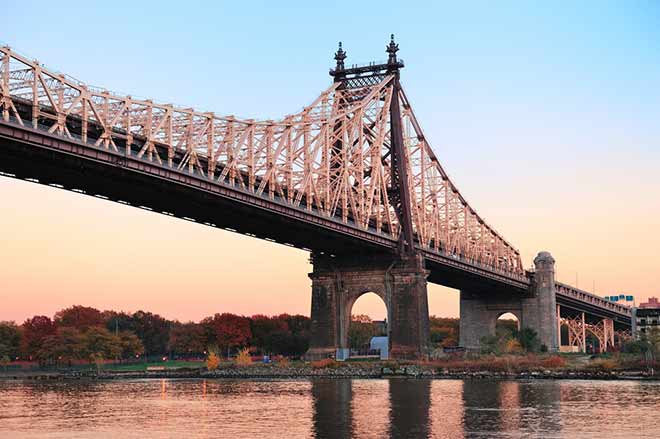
0,122 -> 531,294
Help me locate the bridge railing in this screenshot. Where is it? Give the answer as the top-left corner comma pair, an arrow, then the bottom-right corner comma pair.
555,281 -> 631,316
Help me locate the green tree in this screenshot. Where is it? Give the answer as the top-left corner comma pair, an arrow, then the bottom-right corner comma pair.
129,311 -> 171,357
0,321 -> 22,360
118,331 -> 144,359
517,327 -> 541,353
348,316 -> 378,350
0,355 -> 10,371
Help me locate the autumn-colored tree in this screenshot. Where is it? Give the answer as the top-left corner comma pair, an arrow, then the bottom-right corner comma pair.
0,321 -> 22,360
203,313 -> 251,355
352,314 -> 373,324
235,348 -> 252,366
50,327 -> 85,364
206,351 -> 220,371
54,305 -> 104,330
168,321 -> 206,356
21,316 -> 57,361
429,316 -> 460,348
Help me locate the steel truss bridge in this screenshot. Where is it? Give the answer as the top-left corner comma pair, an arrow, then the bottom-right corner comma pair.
0,38 -> 631,353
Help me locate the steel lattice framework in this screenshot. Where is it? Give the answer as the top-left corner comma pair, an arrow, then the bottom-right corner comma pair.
0,43 -> 524,276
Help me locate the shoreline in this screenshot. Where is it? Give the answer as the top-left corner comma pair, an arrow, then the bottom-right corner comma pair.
1,365 -> 657,381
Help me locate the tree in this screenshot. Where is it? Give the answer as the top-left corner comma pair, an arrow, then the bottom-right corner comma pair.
641,328 -> 660,360
103,311 -> 134,333
118,331 -> 144,359
129,311 -> 170,357
348,318 -> 378,349
21,316 -> 57,362
54,305 -> 104,329
280,314 -> 311,334
168,322 -> 206,356
51,327 -> 85,364
202,313 -> 251,355
517,327 -> 541,353
250,315 -> 289,354
277,314 -> 311,356
206,351 -> 220,371
0,355 -> 9,371
429,316 -> 459,348
235,347 -> 252,366
352,314 -> 373,324
0,321 -> 22,360
80,327 -> 122,362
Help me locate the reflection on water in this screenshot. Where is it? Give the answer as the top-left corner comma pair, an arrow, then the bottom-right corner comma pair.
1,378 -> 659,438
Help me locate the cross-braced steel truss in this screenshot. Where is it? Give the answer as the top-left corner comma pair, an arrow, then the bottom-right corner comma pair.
561,315 -> 587,351
0,44 -> 524,276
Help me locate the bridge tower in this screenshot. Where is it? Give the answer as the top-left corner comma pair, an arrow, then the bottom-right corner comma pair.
305,37 -> 430,360
459,251 -> 559,352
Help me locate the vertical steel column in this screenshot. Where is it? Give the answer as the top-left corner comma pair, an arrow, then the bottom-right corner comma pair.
556,304 -> 561,348
581,312 -> 586,352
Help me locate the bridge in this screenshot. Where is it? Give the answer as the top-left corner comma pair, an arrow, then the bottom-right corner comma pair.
0,38 -> 631,358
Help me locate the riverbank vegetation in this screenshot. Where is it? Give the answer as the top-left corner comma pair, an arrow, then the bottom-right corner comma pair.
0,305 -> 312,369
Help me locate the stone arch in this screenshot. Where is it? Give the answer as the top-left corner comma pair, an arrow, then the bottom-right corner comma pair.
344,290 -> 390,357
339,286 -> 391,352
496,311 -> 521,327
495,311 -> 521,342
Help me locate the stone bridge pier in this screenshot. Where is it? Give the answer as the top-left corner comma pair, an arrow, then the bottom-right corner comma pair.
459,251 -> 559,352
304,252 -> 430,360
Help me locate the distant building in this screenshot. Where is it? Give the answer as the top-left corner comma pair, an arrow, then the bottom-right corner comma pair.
640,297 -> 660,309
632,297 -> 660,337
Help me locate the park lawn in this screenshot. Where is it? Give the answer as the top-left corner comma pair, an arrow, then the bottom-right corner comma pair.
103,360 -> 205,372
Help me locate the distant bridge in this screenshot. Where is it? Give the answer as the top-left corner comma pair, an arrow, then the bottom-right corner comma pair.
0,38 -> 630,358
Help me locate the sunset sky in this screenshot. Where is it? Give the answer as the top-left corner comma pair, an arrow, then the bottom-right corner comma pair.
1,1 -> 659,323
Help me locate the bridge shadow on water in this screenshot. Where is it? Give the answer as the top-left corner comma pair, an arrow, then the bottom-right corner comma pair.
311,379 -> 564,439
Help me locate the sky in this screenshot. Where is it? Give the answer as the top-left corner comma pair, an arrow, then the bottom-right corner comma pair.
1,1 -> 659,323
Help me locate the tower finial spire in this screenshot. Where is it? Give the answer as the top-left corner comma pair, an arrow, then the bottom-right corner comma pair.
386,34 -> 399,65
334,41 -> 347,71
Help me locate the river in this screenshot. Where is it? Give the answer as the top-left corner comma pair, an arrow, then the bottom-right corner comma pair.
0,378 -> 658,438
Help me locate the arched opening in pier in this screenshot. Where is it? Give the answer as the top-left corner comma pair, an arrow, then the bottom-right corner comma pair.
348,292 -> 388,359
496,312 -> 520,337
